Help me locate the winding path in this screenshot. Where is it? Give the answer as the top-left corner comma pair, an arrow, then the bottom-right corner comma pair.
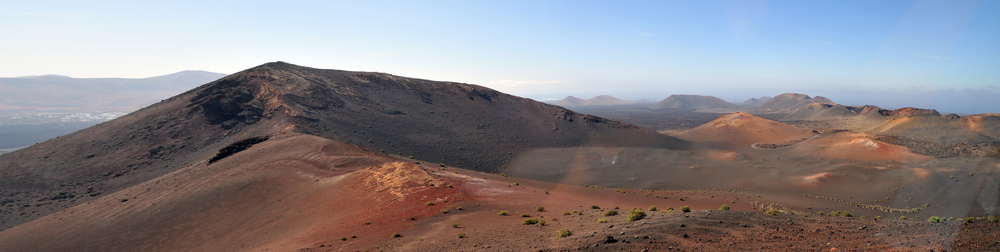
750,133 -> 823,150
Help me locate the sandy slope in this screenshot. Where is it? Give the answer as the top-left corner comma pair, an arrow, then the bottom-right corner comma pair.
674,112 -> 814,148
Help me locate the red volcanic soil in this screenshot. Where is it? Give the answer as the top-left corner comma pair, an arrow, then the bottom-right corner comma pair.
0,132 -> 729,251
675,112 -> 814,148
790,131 -> 929,162
0,133 -> 995,251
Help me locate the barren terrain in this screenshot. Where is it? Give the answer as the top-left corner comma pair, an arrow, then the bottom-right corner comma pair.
0,63 -> 997,251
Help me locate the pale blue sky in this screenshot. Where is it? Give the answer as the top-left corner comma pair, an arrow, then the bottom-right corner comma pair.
2,0 -> 998,113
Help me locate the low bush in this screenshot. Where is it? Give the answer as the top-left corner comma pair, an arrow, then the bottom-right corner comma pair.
649,206 -> 658,211
988,216 -> 999,223
928,216 -> 944,223
627,208 -> 646,222
536,206 -> 545,212
498,211 -> 509,216
964,217 -> 975,223
680,206 -> 691,213
391,232 -> 401,238
522,218 -> 539,225
457,233 -> 466,238
557,229 -> 573,238
591,205 -> 601,209
563,211 -> 571,215
521,213 -> 532,217
452,223 -> 460,228
719,205 -> 730,210
764,208 -> 780,216
840,211 -> 853,217
603,210 -> 618,216
597,218 -> 609,223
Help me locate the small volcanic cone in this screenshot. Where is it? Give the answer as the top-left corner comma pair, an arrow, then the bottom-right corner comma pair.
675,112 -> 814,148
794,132 -> 929,161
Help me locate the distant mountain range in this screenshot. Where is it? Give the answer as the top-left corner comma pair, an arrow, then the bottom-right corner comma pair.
0,71 -> 226,114
649,94 -> 738,110
553,95 -> 653,106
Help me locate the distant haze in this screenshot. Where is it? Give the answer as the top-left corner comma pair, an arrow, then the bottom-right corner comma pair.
0,71 -> 226,114
2,1 -> 997,114
533,87 -> 999,115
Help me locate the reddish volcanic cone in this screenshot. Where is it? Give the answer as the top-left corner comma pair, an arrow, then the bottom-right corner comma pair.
675,112 -> 814,148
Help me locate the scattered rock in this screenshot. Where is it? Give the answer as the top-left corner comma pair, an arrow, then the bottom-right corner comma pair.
603,236 -> 618,244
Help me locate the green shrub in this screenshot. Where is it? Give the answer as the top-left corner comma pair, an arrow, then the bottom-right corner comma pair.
456,207 -> 463,210
719,205 -> 730,210
928,216 -> 944,223
964,217 -> 975,223
340,237 -> 347,241
597,218 -> 609,223
536,206 -> 545,212
591,205 -> 601,209
680,206 -> 691,213
665,206 -> 674,211
426,201 -> 434,206
498,211 -> 508,216
391,232 -> 401,238
603,210 -> 618,216
649,206 -> 658,211
840,211 -> 853,217
557,229 -> 573,238
829,211 -> 839,216
539,220 -> 546,226
563,211 -> 571,215
441,209 -> 449,214
875,216 -> 881,220
457,233 -> 466,238
522,218 -> 539,225
627,208 -> 646,222
452,223 -> 460,228
439,163 -> 445,167
764,208 -> 780,216
898,216 -> 907,220
816,211 -> 825,216
987,216 -> 999,223
521,213 -> 531,217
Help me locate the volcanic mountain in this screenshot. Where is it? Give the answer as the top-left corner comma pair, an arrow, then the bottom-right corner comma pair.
748,93 -> 834,113
554,95 -> 638,106
783,103 -> 942,121
649,94 -> 737,110
0,70 -> 225,113
737,96 -> 771,107
0,62 -> 687,230
673,112 -> 814,148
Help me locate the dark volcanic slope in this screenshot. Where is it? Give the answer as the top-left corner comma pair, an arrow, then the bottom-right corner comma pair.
0,62 -> 687,230
749,93 -> 834,114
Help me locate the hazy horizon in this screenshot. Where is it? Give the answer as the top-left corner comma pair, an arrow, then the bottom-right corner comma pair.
2,1 -> 998,114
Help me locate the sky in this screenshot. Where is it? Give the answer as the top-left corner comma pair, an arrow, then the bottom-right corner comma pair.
2,0 -> 998,114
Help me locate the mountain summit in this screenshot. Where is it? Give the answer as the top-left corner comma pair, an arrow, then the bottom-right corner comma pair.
0,62 -> 687,229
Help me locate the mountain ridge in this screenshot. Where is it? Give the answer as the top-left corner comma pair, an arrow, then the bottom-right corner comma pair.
0,61 -> 688,230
